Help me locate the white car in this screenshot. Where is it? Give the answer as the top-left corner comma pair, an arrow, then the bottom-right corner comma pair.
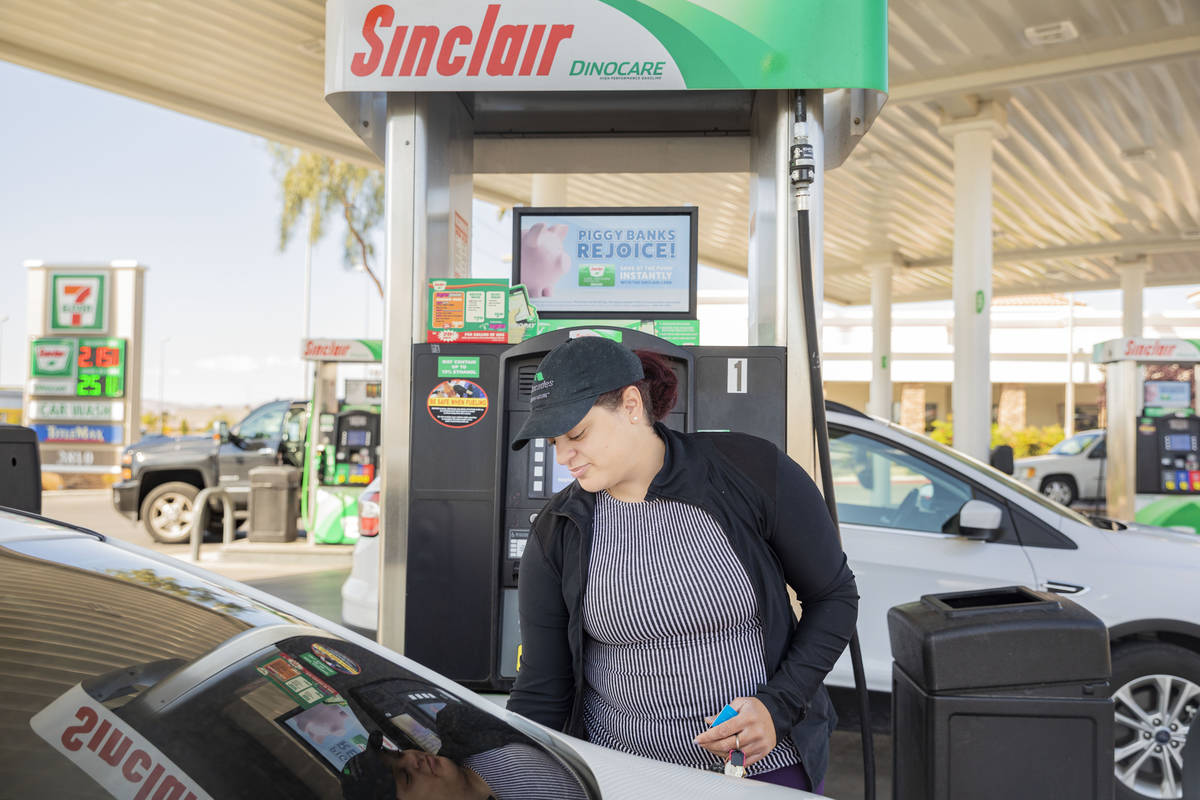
823,406 -> 1196,800
1013,429 -> 1107,505
2,506 -> 809,800
341,478 -> 381,632
343,408 -> 1199,800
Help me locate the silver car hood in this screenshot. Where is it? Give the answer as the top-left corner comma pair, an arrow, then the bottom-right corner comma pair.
1013,453 -> 1069,467
554,735 -> 822,799
1103,519 -> 1200,565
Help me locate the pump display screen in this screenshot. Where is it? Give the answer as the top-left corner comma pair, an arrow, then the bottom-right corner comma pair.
547,446 -> 575,493
513,207 -> 698,319
345,429 -> 370,447
1164,434 -> 1194,452
1145,381 -> 1192,409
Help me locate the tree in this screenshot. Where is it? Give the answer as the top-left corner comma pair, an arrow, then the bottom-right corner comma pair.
270,144 -> 385,298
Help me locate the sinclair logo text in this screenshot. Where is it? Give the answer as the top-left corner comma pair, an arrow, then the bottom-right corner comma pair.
351,4 -> 574,78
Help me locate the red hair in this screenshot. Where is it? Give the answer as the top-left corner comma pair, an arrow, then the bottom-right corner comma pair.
595,349 -> 679,422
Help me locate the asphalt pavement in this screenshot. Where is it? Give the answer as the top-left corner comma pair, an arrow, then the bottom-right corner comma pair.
38,489 -> 890,799
40,488 -> 351,591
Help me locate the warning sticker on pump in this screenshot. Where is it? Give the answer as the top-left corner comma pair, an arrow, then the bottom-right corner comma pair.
427,380 -> 488,429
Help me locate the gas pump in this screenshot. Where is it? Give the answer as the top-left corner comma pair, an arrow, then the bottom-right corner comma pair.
299,338 -> 383,544
405,330 -> 787,682
1094,337 -> 1200,532
328,410 -> 381,485
322,1 -> 888,794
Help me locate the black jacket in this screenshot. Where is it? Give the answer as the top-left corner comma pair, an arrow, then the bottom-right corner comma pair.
507,423 -> 858,785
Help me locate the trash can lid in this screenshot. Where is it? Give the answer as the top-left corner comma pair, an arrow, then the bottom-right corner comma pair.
247,465 -> 301,488
886,586 -> 1111,693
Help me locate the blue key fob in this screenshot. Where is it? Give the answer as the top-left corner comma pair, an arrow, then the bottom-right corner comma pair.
711,704 -> 738,727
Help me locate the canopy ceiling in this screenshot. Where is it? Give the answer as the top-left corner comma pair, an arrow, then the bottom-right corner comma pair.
1,0 -> 1197,304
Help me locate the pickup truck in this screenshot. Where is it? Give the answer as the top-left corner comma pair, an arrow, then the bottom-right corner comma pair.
112,399 -> 307,543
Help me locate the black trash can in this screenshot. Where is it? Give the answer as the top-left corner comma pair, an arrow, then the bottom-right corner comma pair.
247,465 -> 300,543
0,425 -> 41,514
888,585 -> 1113,800
1185,729 -> 1199,800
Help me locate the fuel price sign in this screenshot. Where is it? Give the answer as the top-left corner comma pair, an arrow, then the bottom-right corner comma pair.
30,337 -> 126,399
76,338 -> 125,398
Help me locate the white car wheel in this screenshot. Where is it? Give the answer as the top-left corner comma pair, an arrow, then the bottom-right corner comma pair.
1040,476 -> 1076,506
1111,643 -> 1200,800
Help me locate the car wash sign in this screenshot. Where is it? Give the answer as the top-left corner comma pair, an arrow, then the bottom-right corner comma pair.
326,0 -> 888,92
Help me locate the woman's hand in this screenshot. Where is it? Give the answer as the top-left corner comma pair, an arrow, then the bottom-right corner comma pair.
693,696 -> 777,767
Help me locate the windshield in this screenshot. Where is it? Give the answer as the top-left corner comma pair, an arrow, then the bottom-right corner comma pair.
233,400 -> 289,441
884,421 -> 1099,528
7,543 -> 595,800
1049,431 -> 1101,456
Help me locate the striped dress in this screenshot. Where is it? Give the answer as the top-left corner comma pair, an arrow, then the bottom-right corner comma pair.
464,743 -> 587,800
581,490 -> 802,775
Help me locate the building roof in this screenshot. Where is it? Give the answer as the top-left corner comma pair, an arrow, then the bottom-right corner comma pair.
1,0 -> 1197,304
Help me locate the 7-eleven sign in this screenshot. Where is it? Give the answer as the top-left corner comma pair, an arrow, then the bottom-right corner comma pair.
50,273 -> 107,332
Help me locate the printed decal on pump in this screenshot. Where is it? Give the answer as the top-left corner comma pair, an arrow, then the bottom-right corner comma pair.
427,380 -> 489,428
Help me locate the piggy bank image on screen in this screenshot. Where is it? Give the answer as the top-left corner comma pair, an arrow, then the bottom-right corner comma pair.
520,223 -> 570,298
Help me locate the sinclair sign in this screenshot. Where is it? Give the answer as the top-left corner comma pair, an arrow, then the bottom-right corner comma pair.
1093,338 -> 1200,364
326,0 -> 888,93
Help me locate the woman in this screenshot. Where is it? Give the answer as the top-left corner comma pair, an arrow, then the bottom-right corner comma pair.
506,335 -> 858,793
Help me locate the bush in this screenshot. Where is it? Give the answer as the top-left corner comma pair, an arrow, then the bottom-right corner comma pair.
929,418 -> 953,446
926,416 -> 1067,459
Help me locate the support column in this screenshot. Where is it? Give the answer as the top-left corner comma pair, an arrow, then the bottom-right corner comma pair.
531,174 -> 568,206
867,255 -> 898,420
377,93 -> 474,654
1117,259 -> 1147,339
939,100 -> 1006,461
1064,292 -> 1075,437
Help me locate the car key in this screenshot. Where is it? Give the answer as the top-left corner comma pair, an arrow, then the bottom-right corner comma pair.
724,748 -> 746,778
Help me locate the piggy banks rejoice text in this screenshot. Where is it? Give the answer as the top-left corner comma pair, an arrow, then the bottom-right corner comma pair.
520,223 -> 571,298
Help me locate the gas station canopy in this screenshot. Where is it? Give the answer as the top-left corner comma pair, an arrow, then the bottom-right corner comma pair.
2,0 -> 1198,303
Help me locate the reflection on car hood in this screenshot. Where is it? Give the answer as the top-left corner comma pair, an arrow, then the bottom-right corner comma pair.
1105,520 -> 1200,564
127,435 -> 215,456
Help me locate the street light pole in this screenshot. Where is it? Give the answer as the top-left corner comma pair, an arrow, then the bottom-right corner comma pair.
159,337 -> 170,434
303,207 -> 313,397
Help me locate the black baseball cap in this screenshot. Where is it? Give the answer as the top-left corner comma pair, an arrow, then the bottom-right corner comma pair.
510,335 -> 644,450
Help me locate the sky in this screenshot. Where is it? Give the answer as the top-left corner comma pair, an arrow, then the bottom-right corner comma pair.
1,60 -> 1196,408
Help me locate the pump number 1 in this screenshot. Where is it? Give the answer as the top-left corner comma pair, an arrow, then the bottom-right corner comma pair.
727,358 -> 748,393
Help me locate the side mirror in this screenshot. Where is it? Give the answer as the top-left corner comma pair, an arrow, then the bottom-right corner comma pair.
957,499 -> 1004,541
989,445 -> 1014,475
212,421 -> 230,445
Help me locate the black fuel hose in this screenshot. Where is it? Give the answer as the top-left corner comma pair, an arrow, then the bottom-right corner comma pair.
796,205 -> 876,800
